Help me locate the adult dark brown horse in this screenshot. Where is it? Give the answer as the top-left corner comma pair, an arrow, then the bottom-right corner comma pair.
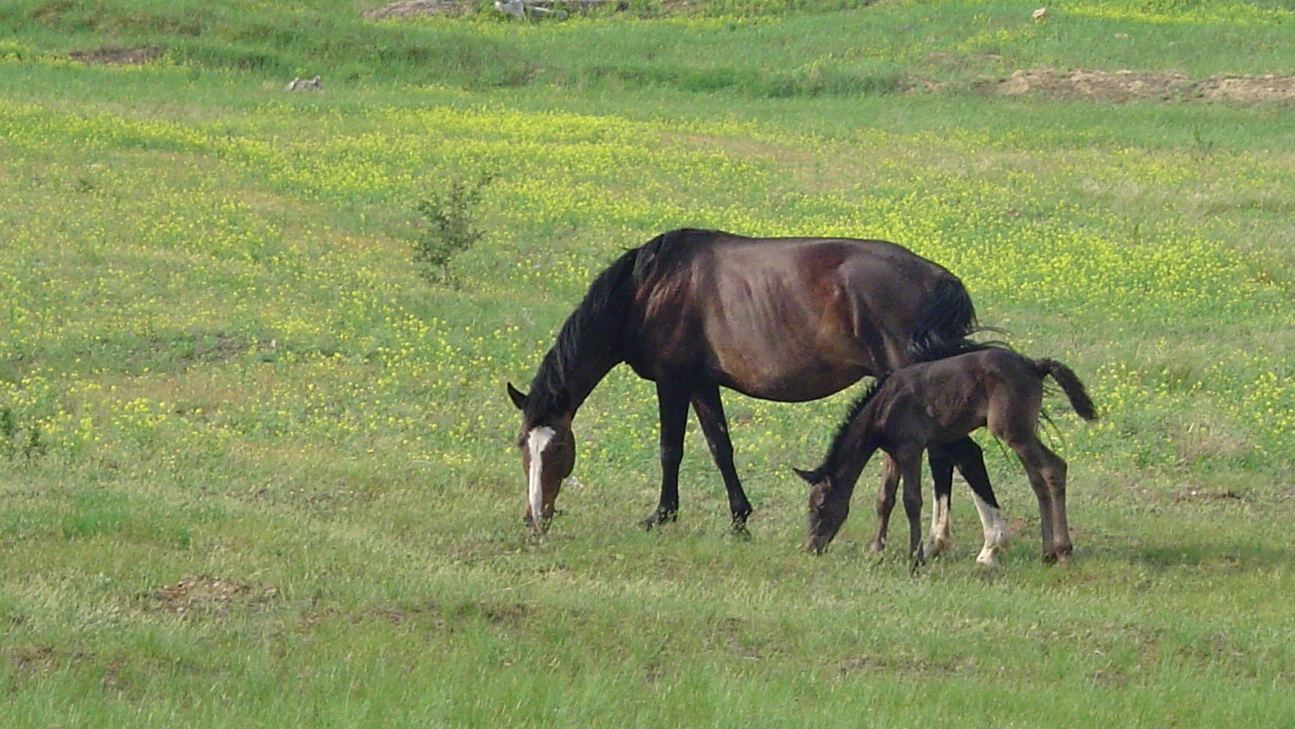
796,346 -> 1098,567
507,228 -> 1001,536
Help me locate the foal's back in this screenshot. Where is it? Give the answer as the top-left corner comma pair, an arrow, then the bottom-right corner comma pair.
874,348 -> 1044,450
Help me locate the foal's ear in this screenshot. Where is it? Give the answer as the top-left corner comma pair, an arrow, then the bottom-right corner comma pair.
792,467 -> 820,484
506,382 -> 528,410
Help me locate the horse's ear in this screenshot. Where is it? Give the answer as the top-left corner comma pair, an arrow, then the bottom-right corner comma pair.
792,467 -> 819,484
507,383 -> 528,410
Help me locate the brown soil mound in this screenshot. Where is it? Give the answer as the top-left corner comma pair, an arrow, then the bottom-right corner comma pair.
68,46 -> 162,65
363,0 -> 471,18
999,68 -> 1295,104
363,0 -> 609,18
139,575 -> 279,616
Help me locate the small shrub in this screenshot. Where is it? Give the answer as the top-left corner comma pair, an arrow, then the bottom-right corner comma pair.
0,406 -> 47,461
413,172 -> 495,286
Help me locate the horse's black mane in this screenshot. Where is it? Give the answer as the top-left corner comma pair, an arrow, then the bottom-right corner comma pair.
633,227 -> 709,284
526,229 -> 709,417
526,245 -> 640,416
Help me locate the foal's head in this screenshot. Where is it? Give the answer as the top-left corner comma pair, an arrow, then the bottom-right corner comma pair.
508,383 -> 576,534
794,467 -> 851,554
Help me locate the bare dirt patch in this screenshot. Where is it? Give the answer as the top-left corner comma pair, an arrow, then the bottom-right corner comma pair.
68,46 -> 162,65
363,0 -> 611,18
998,68 -> 1295,104
364,0 -> 471,18
138,575 -> 279,617
5,644 -> 78,677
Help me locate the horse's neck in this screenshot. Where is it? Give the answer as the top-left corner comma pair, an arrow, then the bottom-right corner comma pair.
565,354 -> 621,412
535,341 -> 622,415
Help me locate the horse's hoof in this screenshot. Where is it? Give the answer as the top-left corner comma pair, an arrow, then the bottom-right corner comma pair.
868,540 -> 886,554
640,509 -> 677,531
729,522 -> 752,541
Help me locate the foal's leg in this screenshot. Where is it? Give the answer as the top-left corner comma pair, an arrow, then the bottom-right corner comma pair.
868,453 -> 901,553
925,447 -> 955,559
1028,441 -> 1072,562
940,437 -> 1009,566
898,454 -> 926,569
644,380 -> 690,529
691,384 -> 754,535
1009,437 -> 1065,561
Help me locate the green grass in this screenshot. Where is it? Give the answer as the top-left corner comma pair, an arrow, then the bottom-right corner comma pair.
3,0 -> 1295,726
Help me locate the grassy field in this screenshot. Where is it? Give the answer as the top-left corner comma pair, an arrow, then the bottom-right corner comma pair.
3,0 -> 1295,726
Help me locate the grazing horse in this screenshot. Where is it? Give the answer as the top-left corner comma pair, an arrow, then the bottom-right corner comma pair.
507,228 -> 1002,536
796,346 -> 1098,566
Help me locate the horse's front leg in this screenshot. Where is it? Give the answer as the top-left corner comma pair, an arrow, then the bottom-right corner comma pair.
898,454 -> 926,572
869,453 -> 900,553
690,384 -> 753,535
642,381 -> 690,529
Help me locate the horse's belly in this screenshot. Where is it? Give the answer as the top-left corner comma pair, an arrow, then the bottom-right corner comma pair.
716,358 -> 868,402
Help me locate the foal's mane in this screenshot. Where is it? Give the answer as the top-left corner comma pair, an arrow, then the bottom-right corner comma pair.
526,246 -> 640,416
818,373 -> 892,474
909,336 -> 1012,364
818,338 -> 1011,472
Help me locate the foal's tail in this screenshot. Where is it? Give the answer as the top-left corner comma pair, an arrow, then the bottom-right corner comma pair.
1035,359 -> 1099,421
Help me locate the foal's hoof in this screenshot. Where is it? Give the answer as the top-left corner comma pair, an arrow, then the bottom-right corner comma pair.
924,537 -> 952,560
908,547 -> 926,576
522,515 -> 550,535
1044,545 -> 1074,564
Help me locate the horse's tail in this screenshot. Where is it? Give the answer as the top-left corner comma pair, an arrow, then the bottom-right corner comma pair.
907,276 -> 981,361
1035,358 -> 1099,421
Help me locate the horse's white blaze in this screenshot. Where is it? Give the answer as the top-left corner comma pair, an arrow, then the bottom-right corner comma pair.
527,426 -> 556,524
970,491 -> 1008,566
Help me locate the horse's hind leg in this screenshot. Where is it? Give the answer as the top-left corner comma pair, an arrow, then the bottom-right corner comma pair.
1036,443 -> 1072,561
1011,437 -> 1071,562
691,384 -> 754,535
869,453 -> 900,553
940,437 -> 1008,566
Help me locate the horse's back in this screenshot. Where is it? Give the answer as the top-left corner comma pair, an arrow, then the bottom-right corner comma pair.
623,229 -> 967,400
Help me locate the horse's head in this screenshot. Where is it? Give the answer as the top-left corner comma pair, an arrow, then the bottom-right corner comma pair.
508,383 -> 576,534
794,467 -> 849,554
